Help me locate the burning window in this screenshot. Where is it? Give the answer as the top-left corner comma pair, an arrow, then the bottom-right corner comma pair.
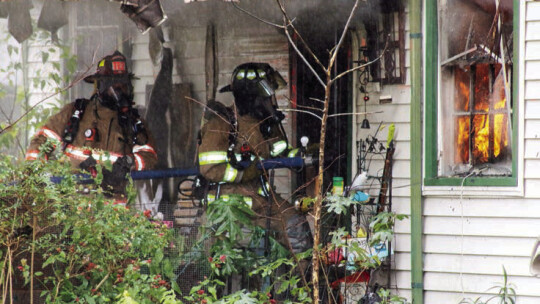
437,0 -> 513,177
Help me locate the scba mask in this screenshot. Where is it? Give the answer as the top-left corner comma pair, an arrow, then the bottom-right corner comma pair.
84,51 -> 137,110
97,77 -> 134,110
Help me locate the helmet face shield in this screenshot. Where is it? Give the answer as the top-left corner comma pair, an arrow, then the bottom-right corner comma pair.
257,79 -> 275,97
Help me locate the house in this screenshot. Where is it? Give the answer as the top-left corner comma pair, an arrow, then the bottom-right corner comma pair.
2,0 -> 540,303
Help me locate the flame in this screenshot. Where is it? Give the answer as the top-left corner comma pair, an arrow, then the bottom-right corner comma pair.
494,113 -> 508,157
455,67 -> 470,111
472,115 -> 489,163
455,64 -> 509,165
474,64 -> 490,112
455,117 -> 469,163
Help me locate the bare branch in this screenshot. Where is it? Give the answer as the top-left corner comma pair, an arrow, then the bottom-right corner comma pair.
184,97 -> 236,128
328,110 -> 383,118
331,38 -> 389,83
0,77 -> 82,136
278,108 -> 322,121
309,97 -> 325,104
283,96 -> 322,112
231,1 -> 285,28
276,1 -> 326,88
0,47 -> 100,137
275,0 -> 327,72
328,0 -> 360,70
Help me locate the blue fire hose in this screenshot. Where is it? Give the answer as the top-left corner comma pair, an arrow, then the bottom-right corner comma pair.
131,157 -> 305,180
49,157 -> 306,183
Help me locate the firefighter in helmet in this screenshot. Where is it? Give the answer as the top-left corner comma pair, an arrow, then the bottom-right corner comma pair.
26,50 -> 157,200
198,62 -> 313,256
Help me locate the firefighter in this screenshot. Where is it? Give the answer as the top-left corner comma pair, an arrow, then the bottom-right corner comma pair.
198,62 -> 313,257
25,50 -> 157,200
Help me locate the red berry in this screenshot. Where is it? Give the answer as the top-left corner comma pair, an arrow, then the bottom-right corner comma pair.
219,255 -> 226,263
198,289 -> 205,295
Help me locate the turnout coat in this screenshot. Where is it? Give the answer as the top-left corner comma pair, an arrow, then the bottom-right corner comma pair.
26,98 -> 157,194
198,106 -> 311,253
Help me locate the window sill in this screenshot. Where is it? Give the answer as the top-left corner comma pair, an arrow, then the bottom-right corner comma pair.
422,177 -> 523,198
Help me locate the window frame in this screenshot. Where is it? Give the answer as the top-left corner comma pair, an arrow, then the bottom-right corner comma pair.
424,0 -> 520,187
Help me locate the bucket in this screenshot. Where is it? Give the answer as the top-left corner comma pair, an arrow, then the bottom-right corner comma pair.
121,0 -> 168,34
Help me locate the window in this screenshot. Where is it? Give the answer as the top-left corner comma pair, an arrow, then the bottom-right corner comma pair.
425,0 -> 518,186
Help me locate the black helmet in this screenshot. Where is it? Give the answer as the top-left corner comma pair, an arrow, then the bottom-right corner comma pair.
85,51 -> 136,110
219,62 -> 286,98
84,50 -> 136,83
220,63 -> 286,120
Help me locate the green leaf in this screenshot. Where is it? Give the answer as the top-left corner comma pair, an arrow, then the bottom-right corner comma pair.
154,248 -> 164,264
85,294 -> 96,304
41,52 -> 49,63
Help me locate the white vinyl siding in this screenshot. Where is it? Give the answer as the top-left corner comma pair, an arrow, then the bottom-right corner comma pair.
353,4 -> 413,301
412,1 -> 540,303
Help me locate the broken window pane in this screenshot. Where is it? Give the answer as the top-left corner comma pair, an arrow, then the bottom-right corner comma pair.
438,0 -> 513,177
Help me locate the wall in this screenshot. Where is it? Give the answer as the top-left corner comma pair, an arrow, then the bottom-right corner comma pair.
353,3 -> 413,300
416,1 -> 539,303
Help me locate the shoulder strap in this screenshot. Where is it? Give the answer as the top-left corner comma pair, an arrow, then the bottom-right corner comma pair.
62,98 -> 90,146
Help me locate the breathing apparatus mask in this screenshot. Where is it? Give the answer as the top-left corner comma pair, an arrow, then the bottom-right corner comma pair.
84,50 -> 136,110
220,62 -> 286,122
97,77 -> 134,110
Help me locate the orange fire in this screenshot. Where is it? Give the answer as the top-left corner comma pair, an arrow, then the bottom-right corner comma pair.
455,64 -> 509,165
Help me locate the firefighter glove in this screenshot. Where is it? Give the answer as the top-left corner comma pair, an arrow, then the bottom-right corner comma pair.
102,156 -> 132,189
79,156 -> 97,171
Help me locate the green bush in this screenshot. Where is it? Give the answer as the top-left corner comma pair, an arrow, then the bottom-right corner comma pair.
0,156 -> 177,303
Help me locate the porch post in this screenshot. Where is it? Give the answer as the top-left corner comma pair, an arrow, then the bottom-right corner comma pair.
409,0 -> 424,303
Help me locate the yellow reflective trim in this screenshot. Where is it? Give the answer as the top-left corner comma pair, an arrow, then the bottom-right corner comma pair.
98,60 -> 105,67
199,151 -> 228,165
222,163 -> 238,182
257,182 -> 271,197
288,148 -> 299,158
246,69 -> 256,80
236,69 -> 245,80
244,197 -> 253,208
271,140 -> 287,156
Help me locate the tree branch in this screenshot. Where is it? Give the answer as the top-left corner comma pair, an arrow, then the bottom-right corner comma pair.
332,38 -> 389,83
328,110 -> 383,118
309,97 -> 326,104
231,1 -> 285,28
277,7 -> 326,88
328,0 -> 360,70
275,0 -> 327,72
278,108 -> 322,121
